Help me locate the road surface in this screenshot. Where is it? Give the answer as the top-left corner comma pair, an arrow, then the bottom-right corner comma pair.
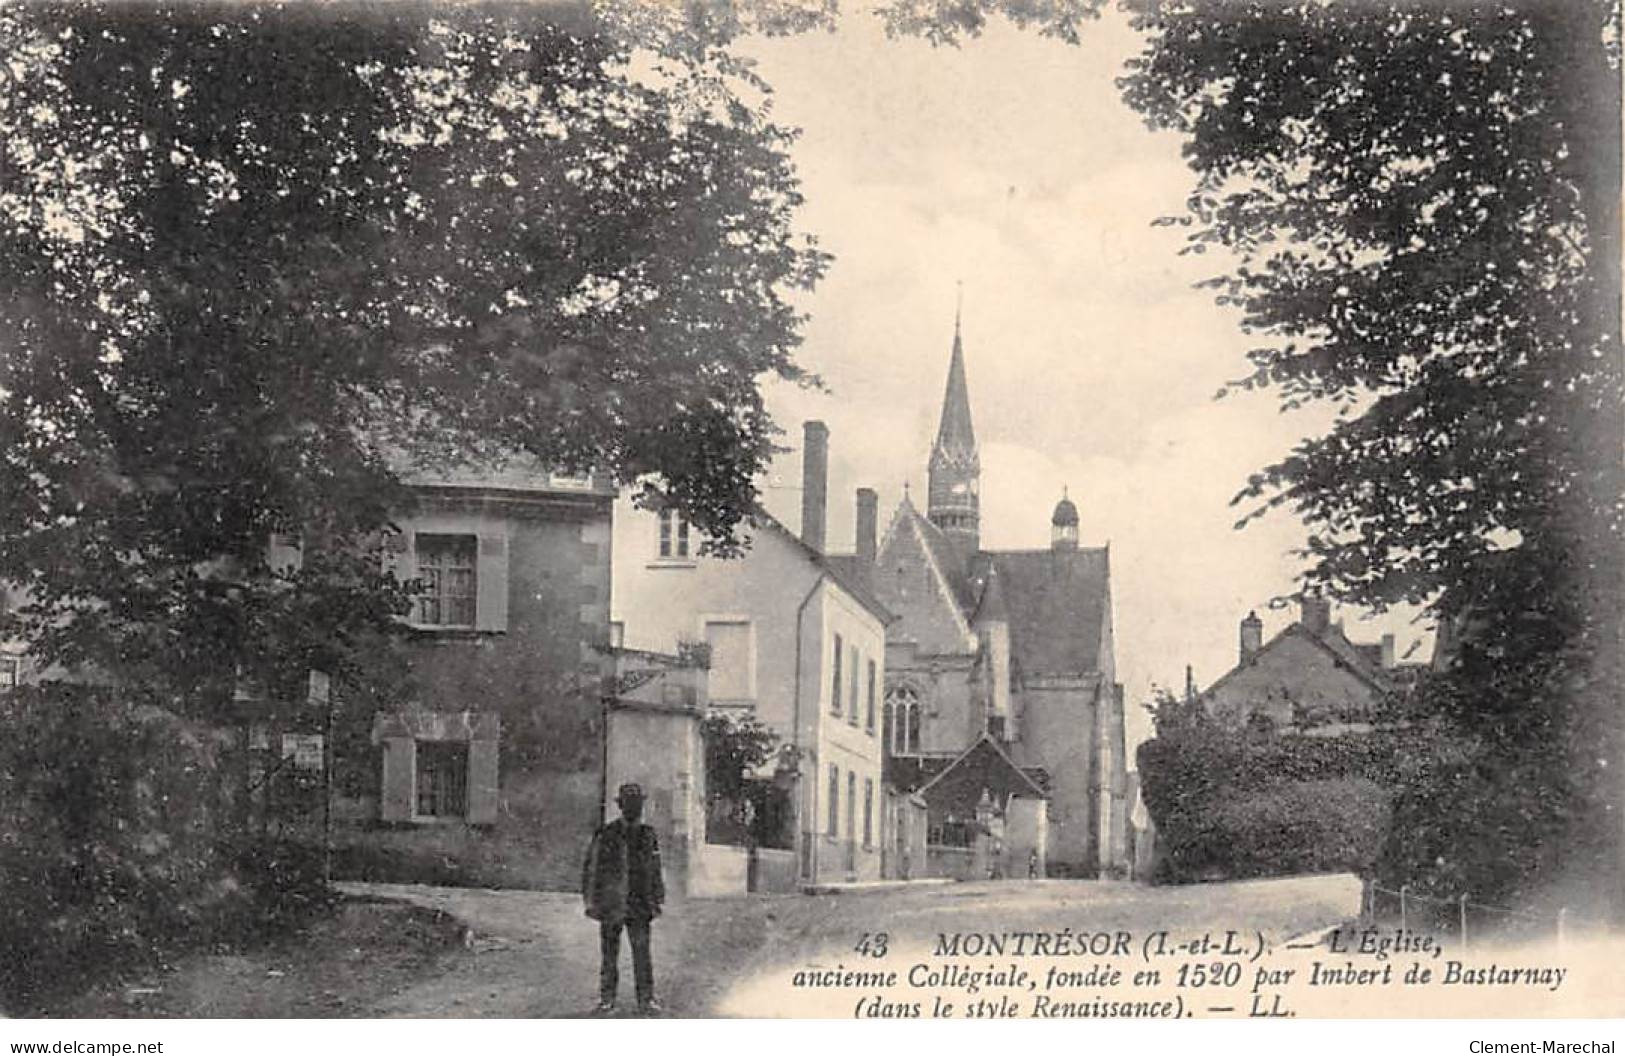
338,874 -> 1363,1017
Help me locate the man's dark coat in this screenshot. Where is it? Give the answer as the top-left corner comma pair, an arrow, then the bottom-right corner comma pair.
582,817 -> 665,922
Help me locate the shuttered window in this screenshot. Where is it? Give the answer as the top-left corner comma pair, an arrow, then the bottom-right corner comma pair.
863,778 -> 874,848
827,763 -> 839,836
831,634 -> 843,715
416,534 -> 477,627
705,620 -> 752,702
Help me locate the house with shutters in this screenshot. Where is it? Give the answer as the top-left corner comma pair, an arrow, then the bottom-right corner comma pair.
329,458 -> 617,890
610,421 -> 896,889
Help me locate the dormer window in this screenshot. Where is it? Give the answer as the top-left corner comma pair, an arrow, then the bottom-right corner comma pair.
658,508 -> 690,559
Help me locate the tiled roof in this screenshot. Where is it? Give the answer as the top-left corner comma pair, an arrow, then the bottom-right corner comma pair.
754,514 -> 896,626
1202,622 -> 1391,703
970,563 -> 1011,626
967,547 -> 1111,677
393,447 -> 609,496
908,502 -> 978,610
916,732 -> 1050,802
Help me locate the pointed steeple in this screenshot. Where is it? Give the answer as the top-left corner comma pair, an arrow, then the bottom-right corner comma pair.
934,295 -> 978,458
928,288 -> 981,560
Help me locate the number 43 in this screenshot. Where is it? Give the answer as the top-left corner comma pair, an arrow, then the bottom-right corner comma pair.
855,932 -> 889,958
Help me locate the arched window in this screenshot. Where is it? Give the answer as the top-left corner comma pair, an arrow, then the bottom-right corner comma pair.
886,684 -> 922,756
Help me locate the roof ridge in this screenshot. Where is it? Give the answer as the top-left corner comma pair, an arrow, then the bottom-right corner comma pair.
916,731 -> 1049,800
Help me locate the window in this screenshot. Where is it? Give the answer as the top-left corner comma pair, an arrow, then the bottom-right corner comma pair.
0,656 -> 17,691
415,534 -> 477,626
704,620 -> 752,702
415,741 -> 468,818
865,660 -> 877,733
847,646 -> 860,726
830,634 -> 843,715
846,770 -> 856,839
827,763 -> 839,836
658,508 -> 690,559
863,778 -> 874,848
887,684 -> 922,755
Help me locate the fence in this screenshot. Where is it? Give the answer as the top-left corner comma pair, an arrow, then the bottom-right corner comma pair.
1363,880 -> 1572,950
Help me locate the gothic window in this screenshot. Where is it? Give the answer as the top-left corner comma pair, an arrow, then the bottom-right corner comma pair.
886,684 -> 922,756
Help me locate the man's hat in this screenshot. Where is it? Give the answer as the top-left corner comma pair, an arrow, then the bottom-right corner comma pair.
616,782 -> 645,802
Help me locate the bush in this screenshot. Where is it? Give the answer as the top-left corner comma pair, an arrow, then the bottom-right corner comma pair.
1204,778 -> 1391,880
0,685 -> 262,1011
1138,707 -> 1396,884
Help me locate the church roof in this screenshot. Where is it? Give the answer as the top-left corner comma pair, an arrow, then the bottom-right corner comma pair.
933,314 -> 977,461
968,547 -> 1111,677
904,495 -> 979,611
970,563 -> 1010,626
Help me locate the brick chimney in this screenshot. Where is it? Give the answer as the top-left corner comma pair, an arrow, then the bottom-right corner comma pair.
855,487 -> 878,568
800,420 -> 828,553
1381,633 -> 1396,669
1300,596 -> 1331,635
1239,610 -> 1263,661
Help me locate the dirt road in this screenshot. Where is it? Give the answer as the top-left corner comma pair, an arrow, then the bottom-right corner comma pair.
338,874 -> 1363,1017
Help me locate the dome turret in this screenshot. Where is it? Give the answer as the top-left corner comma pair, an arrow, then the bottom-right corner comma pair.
1051,489 -> 1079,550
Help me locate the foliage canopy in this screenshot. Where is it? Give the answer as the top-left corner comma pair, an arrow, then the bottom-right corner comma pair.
0,3 -> 826,699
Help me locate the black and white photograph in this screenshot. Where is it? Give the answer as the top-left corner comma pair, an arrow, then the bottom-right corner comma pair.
0,0 -> 1620,1036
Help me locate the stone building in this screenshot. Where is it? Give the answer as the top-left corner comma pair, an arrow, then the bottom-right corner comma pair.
1200,597 -> 1426,733
332,459 -> 616,889
835,311 -> 1131,878
610,422 -> 893,889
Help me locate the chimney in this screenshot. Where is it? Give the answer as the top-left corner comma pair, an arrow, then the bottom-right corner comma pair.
1381,633 -> 1396,669
1301,595 -> 1331,635
855,487 -> 878,568
800,420 -> 828,553
1239,610 -> 1263,661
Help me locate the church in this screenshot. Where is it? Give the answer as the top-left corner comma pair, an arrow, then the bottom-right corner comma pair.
831,312 -> 1131,879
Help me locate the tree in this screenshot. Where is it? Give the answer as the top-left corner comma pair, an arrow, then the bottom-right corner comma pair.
1114,1 -> 1622,910
884,0 -> 1622,907
0,3 -> 826,702
701,710 -> 780,806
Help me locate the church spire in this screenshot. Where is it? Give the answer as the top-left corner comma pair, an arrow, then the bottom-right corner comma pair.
935,287 -> 977,457
928,288 -> 981,560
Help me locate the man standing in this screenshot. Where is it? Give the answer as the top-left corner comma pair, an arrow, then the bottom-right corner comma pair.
582,782 -> 665,1014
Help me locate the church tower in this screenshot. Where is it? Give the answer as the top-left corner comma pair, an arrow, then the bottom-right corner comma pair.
928,301 -> 981,559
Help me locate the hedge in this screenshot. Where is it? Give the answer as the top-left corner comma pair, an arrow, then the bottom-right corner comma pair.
0,685 -> 325,1011
1138,718 -> 1400,884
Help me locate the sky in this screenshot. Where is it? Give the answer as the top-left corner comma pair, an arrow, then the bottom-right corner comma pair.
734,7 -> 1432,749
